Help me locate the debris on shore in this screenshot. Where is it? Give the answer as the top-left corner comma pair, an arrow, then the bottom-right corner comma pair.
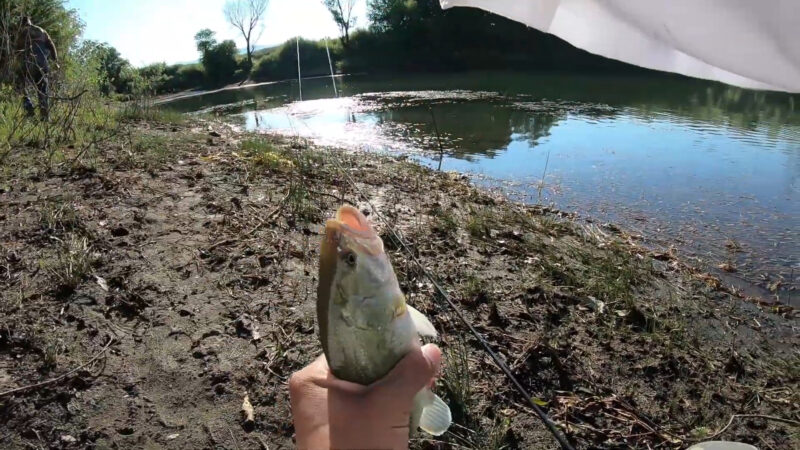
0,118 -> 797,449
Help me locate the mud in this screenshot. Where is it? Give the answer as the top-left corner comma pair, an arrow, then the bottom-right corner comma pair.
0,118 -> 797,449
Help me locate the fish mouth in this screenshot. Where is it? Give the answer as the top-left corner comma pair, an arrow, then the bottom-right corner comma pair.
327,205 -> 376,239
324,205 -> 383,256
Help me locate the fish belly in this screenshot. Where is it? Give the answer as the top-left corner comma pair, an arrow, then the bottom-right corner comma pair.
327,312 -> 417,385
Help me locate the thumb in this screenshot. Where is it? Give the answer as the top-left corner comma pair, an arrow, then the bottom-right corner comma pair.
373,344 -> 441,399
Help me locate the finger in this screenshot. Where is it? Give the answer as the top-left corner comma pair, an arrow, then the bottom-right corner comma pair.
318,373 -> 371,395
309,356 -> 372,395
372,344 -> 441,399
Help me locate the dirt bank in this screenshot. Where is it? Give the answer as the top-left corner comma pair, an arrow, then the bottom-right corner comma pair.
1,118 -> 797,449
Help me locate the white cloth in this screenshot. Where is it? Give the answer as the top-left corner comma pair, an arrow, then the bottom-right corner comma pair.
440,0 -> 800,93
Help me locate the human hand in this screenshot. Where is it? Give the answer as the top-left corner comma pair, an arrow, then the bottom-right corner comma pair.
289,344 -> 442,450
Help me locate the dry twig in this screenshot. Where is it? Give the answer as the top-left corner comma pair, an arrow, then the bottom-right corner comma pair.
0,337 -> 114,398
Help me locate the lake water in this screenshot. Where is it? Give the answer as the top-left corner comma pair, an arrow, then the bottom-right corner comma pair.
164,72 -> 800,304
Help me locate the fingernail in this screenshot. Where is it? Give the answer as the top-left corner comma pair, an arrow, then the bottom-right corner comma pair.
421,344 -> 442,373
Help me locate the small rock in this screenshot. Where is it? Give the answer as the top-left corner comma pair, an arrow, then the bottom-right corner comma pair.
583,296 -> 606,313
166,433 -> 180,440
488,303 -> 506,326
95,275 -> 109,292
61,435 -> 78,444
242,394 -> 255,431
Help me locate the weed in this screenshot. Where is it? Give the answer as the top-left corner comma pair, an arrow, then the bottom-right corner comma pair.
478,417 -> 512,450
432,206 -> 458,237
127,134 -> 171,170
441,341 -> 474,425
287,180 -> 320,223
40,198 -> 80,233
41,337 -> 61,371
41,234 -> 96,297
242,137 -> 294,172
466,207 -> 490,238
117,105 -> 185,125
463,275 -> 489,304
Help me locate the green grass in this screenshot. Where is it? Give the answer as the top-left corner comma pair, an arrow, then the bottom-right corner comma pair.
466,207 -> 491,238
286,180 -> 320,223
241,137 -> 294,172
129,134 -> 171,170
441,342 -> 474,425
432,206 -> 459,237
117,105 -> 186,125
1,86 -> 118,173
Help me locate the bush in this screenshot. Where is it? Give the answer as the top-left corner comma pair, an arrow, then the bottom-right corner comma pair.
202,40 -> 239,87
161,64 -> 205,93
251,38 -> 341,82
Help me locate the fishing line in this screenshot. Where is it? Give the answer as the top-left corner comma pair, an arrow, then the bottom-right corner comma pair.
287,114 -> 576,450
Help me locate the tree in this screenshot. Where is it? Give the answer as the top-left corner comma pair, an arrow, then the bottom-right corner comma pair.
223,0 -> 268,70
322,0 -> 357,46
80,41 -> 130,94
194,28 -> 217,54
202,40 -> 238,86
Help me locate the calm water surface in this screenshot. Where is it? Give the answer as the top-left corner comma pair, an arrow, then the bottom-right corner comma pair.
165,72 -> 800,303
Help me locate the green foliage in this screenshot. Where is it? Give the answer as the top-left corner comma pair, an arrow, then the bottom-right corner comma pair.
241,137 -> 295,172
345,0 -> 648,74
465,206 -> 492,239
194,28 -> 217,54
0,0 -> 82,79
202,39 -> 239,86
322,0 -> 357,45
116,105 -> 185,124
251,38 -> 340,82
0,29 -> 119,172
193,29 -> 241,87
78,40 -> 130,95
161,63 -> 204,93
40,197 -> 80,233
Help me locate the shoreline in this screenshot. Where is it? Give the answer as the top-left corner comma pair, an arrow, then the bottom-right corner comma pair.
153,73 -> 358,106
0,117 -> 797,449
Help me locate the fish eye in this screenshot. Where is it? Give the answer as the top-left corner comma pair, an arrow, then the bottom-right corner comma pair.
342,251 -> 357,267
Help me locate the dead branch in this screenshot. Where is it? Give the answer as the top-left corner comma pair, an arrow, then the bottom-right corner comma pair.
0,338 -> 114,398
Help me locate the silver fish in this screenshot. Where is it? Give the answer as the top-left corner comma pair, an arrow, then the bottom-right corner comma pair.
317,205 -> 451,436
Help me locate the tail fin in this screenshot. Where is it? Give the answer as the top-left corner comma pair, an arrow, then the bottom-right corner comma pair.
412,388 -> 452,436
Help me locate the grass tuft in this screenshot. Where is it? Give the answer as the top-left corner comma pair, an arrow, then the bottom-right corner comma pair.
41,234 -> 96,297
117,105 -> 185,125
466,207 -> 491,238
40,198 -> 80,233
242,137 -> 294,172
432,206 -> 458,237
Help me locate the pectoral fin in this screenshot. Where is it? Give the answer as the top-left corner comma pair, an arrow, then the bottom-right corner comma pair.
408,305 -> 437,337
412,388 -> 452,436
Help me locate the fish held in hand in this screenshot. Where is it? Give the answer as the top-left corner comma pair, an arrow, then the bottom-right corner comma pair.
317,205 -> 451,436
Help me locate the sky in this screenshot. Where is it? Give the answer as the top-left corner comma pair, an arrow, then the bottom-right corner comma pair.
66,0 -> 368,66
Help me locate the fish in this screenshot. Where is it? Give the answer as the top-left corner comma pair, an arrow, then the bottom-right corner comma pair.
316,205 -> 452,436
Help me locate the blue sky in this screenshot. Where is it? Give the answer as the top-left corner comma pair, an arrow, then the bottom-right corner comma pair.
66,0 -> 368,66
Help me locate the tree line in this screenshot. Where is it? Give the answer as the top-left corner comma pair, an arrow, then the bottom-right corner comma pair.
3,0 -> 655,102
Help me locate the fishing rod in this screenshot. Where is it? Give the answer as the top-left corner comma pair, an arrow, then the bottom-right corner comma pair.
288,116 -> 576,450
